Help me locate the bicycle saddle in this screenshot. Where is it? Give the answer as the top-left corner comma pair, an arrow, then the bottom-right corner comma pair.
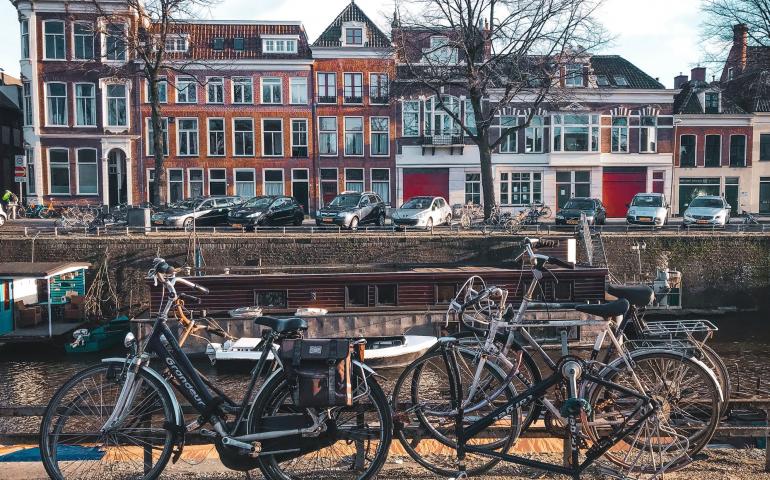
575,298 -> 629,318
255,316 -> 308,333
607,284 -> 654,308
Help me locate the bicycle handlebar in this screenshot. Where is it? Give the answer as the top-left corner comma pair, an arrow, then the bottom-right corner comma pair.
175,277 -> 210,295
546,256 -> 575,270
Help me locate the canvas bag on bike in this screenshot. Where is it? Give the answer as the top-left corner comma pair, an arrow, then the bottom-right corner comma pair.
278,338 -> 352,407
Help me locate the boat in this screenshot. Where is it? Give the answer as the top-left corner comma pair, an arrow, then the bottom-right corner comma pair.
205,334 -> 437,370
64,316 -> 130,354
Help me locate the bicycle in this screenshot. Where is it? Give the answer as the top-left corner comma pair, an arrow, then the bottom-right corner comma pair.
40,258 -> 392,480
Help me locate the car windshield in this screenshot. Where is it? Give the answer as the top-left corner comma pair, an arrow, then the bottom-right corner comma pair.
169,200 -> 196,209
243,197 -> 274,209
329,194 -> 361,207
402,197 -> 433,209
689,197 -> 724,208
564,199 -> 594,210
632,195 -> 663,207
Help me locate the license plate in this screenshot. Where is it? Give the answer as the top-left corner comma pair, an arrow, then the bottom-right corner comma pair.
231,223 -> 242,228
323,218 -> 333,223
696,220 -> 709,224
153,220 -> 164,225
639,217 -> 652,222
567,219 -> 578,224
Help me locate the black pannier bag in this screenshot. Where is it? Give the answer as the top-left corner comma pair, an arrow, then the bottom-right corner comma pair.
278,338 -> 352,407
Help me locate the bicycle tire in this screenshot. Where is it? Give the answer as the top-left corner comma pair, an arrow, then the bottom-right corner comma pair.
39,363 -> 176,480
698,344 -> 732,415
251,365 -> 392,480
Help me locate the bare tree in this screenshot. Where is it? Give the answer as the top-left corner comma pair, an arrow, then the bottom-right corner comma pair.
392,0 -> 607,217
702,0 -> 770,59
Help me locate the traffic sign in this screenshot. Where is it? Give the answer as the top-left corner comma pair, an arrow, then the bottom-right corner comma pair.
14,166 -> 26,182
14,155 -> 24,167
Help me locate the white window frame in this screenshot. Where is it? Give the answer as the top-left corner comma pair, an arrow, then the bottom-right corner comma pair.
72,21 -> 94,60
75,147 -> 99,195
261,35 -> 298,54
343,26 -> 364,46
175,77 -> 197,103
498,170 -> 542,206
551,113 -> 600,153
233,168 -> 256,198
610,116 -> 629,153
704,134 -> 722,167
206,76 -> 224,104
22,81 -> 32,126
232,118 -> 255,156
74,82 -> 96,127
289,77 -> 308,104
43,20 -> 66,60
25,147 -> 35,195
290,118 -> 308,157
525,116 -> 544,153
263,168 -> 285,196
316,72 -> 336,103
369,116 -> 389,156
104,22 -> 127,62
45,82 -> 68,127
344,168 -> 364,192
20,19 -> 29,59
208,168 -> 228,196
464,172 -> 481,204
370,168 -> 390,204
498,114 -> 518,153
207,117 -> 226,157
402,100 -> 420,137
679,134 -> 697,167
565,64 -> 584,87
261,77 -> 282,104
729,134 -> 747,167
145,117 -> 169,156
146,168 -> 155,202
164,34 -> 189,53
104,83 -> 129,128
424,95 -> 460,136
187,168 -> 205,198
369,73 -> 388,104
291,168 -> 310,197
344,116 -> 364,157
318,116 -> 338,156
176,117 -> 199,157
639,116 -> 658,153
47,147 -> 70,195
232,77 -> 253,104
167,168 -> 185,202
262,118 -> 284,157
343,72 -> 363,104
145,77 -> 168,103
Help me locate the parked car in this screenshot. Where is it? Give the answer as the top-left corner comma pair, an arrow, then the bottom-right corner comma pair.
626,193 -> 669,225
228,195 -> 305,228
682,195 -> 731,226
555,197 -> 606,225
151,196 -> 242,229
0,203 -> 6,227
316,191 -> 387,229
392,196 -> 453,229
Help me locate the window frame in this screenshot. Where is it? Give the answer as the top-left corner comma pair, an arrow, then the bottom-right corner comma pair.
75,147 -> 98,195
206,76 -> 224,104
344,116 -> 364,157
105,83 -> 129,128
261,36 -> 298,54
43,20 -> 66,60
207,117 -> 226,157
145,117 -> 169,156
525,116 -> 544,153
679,134 -> 697,167
175,77 -> 198,104
145,77 -> 168,103
704,134 -> 721,167
498,114 -> 519,153
318,116 -> 338,156
344,168 -> 365,192
22,81 -> 32,126
72,21 -> 95,60
369,73 -> 388,104
232,118 -> 255,156
290,118 -> 308,157
316,72 -> 337,103
729,134 -> 747,167
263,168 -> 285,196
374,284 -> 397,306
233,37 -> 245,51
208,168 -> 228,196
402,100 -> 421,137
370,168 -> 391,205
465,172 -> 481,204
565,63 -> 584,87
212,37 -> 225,51
47,147 -> 70,195
262,118 -> 284,157
370,116 -> 390,156
187,168 -> 205,199
176,117 -> 199,157
551,114 -> 600,153
499,171 -> 543,206
704,92 -> 720,114
232,77 -> 253,104
343,72 -> 363,104
289,77 -> 308,104
261,77 -> 282,104
164,35 -> 188,53
639,116 -> 658,153
167,168 -> 185,203
760,134 -> 770,161
233,168 -> 256,199
104,23 -> 127,62
20,19 -> 29,59
345,27 -> 363,46
610,116 -> 629,153
45,81 -> 68,127
74,82 -> 96,127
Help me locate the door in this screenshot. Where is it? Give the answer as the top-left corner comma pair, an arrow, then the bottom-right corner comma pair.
724,182 -> 739,215
760,179 -> 770,214
292,170 -> 310,213
107,149 -> 128,207
602,168 -> 647,218
272,198 -> 293,225
320,169 -> 338,207
0,280 -> 12,335
403,168 -> 450,203
358,195 -> 374,223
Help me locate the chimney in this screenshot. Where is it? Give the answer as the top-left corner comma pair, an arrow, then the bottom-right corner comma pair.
483,19 -> 492,61
733,23 -> 748,72
690,67 -> 706,83
674,72 -> 688,89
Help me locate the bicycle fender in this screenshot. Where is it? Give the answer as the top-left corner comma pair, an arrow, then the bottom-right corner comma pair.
353,359 -> 386,381
101,358 -> 184,428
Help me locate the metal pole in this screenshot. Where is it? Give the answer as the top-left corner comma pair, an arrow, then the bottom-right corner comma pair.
47,277 -> 52,338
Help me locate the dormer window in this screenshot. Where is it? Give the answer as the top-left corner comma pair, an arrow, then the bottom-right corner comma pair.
565,64 -> 584,87
727,67 -> 734,80
595,75 -> 609,87
233,37 -> 244,51
212,37 -> 224,51
346,28 -> 363,45
705,92 -> 720,114
164,35 -> 188,53
613,75 -> 629,86
423,36 -> 458,64
263,36 -> 298,54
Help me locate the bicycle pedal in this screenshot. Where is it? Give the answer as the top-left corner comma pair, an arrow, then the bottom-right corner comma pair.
199,428 -> 218,438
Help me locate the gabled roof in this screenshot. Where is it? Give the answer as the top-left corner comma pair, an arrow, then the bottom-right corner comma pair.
589,55 -> 664,89
313,1 -> 390,48
673,80 -> 747,114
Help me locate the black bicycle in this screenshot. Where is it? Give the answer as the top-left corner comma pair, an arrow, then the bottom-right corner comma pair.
39,258 -> 392,480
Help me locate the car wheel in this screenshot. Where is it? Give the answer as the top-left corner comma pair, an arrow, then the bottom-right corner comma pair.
445,214 -> 452,226
425,217 -> 434,230
348,216 -> 359,230
376,212 -> 385,226
293,215 -> 303,226
183,217 -> 194,231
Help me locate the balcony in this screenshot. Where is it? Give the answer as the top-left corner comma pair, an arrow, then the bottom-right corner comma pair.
344,95 -> 363,104
292,146 -> 308,158
317,95 -> 337,104
369,95 -> 389,105
421,129 -> 464,155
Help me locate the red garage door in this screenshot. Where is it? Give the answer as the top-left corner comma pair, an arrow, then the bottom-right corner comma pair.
602,168 -> 647,218
403,168 -> 450,204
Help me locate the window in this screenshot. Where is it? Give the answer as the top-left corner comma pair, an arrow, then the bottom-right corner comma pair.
106,24 -> 126,61
255,290 -> 288,309
73,23 -> 94,60
232,77 -> 253,103
146,118 -> 169,156
424,36 -> 458,64
705,135 -> 721,167
611,117 -> 628,153
262,37 -> 298,54
44,21 -> 65,59
499,115 -> 518,153
464,100 -> 477,135
705,92 -> 720,114
345,169 -> 364,192
346,285 -> 368,307
290,77 -> 307,104
424,95 -> 460,136
343,73 -> 363,103
261,77 -> 282,104
760,134 -> 770,161
76,149 -> 98,195
371,169 -> 390,204
22,82 -> 32,125
233,37 -> 244,51
344,117 -> 364,155
595,75 -> 609,87
208,118 -> 225,156
146,78 -> 168,103
369,73 -> 388,103
46,82 -> 67,126
500,172 -> 542,206
639,116 -> 657,153
234,169 -> 255,198
317,73 -> 336,103
613,75 -> 629,86
106,84 -> 128,127
176,77 -> 197,103
345,27 -> 363,46
319,117 -> 337,155
209,169 -> 227,195
25,148 -> 35,194
375,285 -> 397,306
370,117 -> 389,156
551,114 -> 600,152
262,119 -> 283,156
74,83 -> 96,126
465,173 -> 481,204
146,169 -> 155,201
264,170 -> 284,195
164,35 -> 188,52
212,37 -> 224,50
291,119 -> 308,157
188,169 -> 204,198
679,134 -> 696,167
436,284 -> 457,304
555,171 -> 591,207
49,149 -> 70,194
565,64 -> 583,87
525,117 -> 544,153
177,118 -> 199,156
207,77 -> 224,103
730,135 -> 746,167
727,67 -> 734,81
233,118 -> 254,156
402,101 -> 420,136
168,169 -> 184,202
20,19 -> 29,59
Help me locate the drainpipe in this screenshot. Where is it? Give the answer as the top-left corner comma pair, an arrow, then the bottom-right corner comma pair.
310,62 -> 319,214
672,119 -> 681,215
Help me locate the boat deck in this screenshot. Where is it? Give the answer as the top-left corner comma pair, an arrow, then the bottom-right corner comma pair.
0,323 -> 83,342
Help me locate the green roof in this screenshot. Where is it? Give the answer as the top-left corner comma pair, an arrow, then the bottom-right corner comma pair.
590,55 -> 664,89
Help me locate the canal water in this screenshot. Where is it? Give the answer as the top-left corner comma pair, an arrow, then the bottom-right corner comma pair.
0,312 -> 768,434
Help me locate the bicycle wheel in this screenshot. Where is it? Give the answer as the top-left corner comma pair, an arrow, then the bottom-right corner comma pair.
585,350 -> 721,473
698,344 -> 731,415
460,213 -> 471,229
39,363 -> 176,480
391,348 -> 520,477
251,364 -> 392,480
539,206 -> 552,219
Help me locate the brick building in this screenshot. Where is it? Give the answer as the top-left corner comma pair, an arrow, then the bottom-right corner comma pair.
0,74 -> 24,197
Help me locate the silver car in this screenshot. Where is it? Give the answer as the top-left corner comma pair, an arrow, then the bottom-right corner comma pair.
392,196 -> 453,229
626,193 -> 669,225
683,195 -> 731,226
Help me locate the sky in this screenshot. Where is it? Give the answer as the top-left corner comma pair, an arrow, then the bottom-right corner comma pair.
0,0 -> 707,88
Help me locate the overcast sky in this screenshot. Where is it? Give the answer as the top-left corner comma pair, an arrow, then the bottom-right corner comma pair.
0,0 -> 708,88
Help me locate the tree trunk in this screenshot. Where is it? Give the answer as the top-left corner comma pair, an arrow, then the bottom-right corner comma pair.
478,138 -> 495,219
149,76 -> 166,206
